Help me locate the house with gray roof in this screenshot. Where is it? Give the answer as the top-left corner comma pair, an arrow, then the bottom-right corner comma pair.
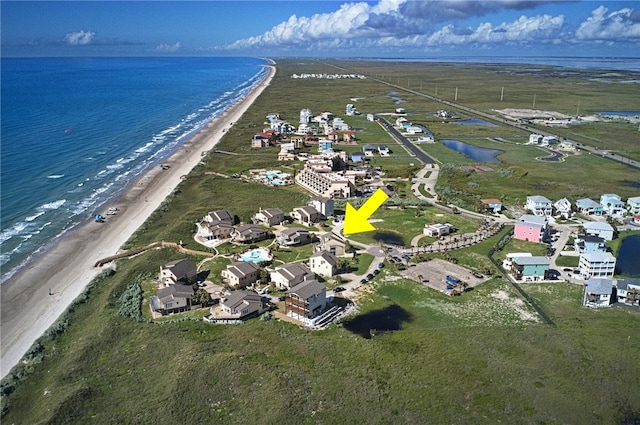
579,252 -> 616,278
525,195 -> 552,216
291,205 -> 321,225
285,279 -> 327,320
150,284 -> 194,316
582,222 -> 614,241
253,208 -> 285,226
276,227 -> 312,247
270,263 -> 314,290
221,261 -> 261,289
317,231 -> 348,256
232,224 -> 268,243
216,290 -> 267,320
308,250 -> 339,277
204,209 -> 235,225
615,279 -> 640,306
576,198 -> 604,216
159,258 -> 197,287
582,278 -> 613,308
510,256 -> 550,282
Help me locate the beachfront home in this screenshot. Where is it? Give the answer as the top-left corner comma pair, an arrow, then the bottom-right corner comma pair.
514,215 -> 549,243
481,198 -> 502,214
291,205 -> 321,225
251,134 -> 271,148
579,252 -> 616,279
582,278 -> 613,308
308,250 -> 339,277
582,222 -> 614,241
159,258 -> 197,287
576,198 -> 603,216
204,210 -> 235,225
253,208 -> 285,227
423,222 -> 456,237
232,224 -> 268,243
285,279 -> 327,320
510,256 -> 550,282
525,196 -> 552,216
201,220 -> 234,240
615,279 -> 640,305
216,290 -> 267,320
317,232 -> 348,256
626,196 -> 640,215
554,198 -> 572,219
309,197 -> 334,218
221,261 -> 261,289
600,194 -> 625,216
575,235 -> 607,254
270,263 -> 314,290
276,227 -> 312,247
150,284 -> 194,316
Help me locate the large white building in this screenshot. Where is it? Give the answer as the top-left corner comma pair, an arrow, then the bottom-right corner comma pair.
579,252 -> 617,279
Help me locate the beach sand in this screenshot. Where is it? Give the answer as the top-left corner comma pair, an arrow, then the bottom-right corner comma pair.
0,63 -> 276,379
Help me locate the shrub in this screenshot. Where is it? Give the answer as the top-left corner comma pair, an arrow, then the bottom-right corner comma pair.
117,283 -> 145,322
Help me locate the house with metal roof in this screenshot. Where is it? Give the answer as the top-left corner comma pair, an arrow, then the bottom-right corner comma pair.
575,198 -> 604,216
582,222 -> 614,241
510,256 -> 550,282
159,258 -> 197,287
285,279 -> 327,320
600,193 -> 625,216
525,195 -> 552,216
270,263 -> 314,290
579,252 -> 616,278
514,214 -> 549,243
615,279 -> 640,306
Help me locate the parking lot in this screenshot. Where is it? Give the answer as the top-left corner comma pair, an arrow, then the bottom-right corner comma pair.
398,258 -> 490,292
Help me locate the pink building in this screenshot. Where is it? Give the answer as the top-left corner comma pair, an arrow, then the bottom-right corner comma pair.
514,215 -> 549,243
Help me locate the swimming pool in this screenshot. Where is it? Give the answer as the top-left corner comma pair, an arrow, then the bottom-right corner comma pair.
239,247 -> 272,263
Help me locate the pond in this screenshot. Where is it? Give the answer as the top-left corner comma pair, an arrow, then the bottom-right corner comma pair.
441,139 -> 503,163
372,231 -> 405,246
616,234 -> 640,277
449,118 -> 498,127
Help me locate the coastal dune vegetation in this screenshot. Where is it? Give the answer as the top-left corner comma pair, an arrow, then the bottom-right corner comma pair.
2,59 -> 639,424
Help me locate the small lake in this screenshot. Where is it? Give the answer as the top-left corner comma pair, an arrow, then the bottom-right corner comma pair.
449,118 -> 498,127
343,304 -> 412,339
616,234 -> 640,277
441,140 -> 503,163
372,231 -> 405,246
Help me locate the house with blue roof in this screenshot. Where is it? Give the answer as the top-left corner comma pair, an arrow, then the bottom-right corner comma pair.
600,193 -> 625,216
576,198 -> 603,216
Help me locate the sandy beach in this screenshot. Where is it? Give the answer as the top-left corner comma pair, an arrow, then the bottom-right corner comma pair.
0,62 -> 275,379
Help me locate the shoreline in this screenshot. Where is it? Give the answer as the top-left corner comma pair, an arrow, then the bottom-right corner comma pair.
0,61 -> 276,379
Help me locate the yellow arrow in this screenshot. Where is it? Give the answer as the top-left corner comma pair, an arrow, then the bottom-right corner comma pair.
343,188 -> 389,235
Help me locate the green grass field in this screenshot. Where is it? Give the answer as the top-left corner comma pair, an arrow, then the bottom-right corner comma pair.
2,59 -> 640,425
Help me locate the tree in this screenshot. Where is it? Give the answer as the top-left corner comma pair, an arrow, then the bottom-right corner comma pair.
193,288 -> 211,306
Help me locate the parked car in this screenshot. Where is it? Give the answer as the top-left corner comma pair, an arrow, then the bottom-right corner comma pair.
378,262 -> 384,269
373,269 -> 380,275
360,278 -> 368,284
367,273 -> 374,280
333,287 -> 346,293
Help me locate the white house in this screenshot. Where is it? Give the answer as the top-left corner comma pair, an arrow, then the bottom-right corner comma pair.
554,198 -> 572,218
582,278 -> 613,308
525,195 -> 552,216
582,222 -> 614,241
615,279 -> 640,305
308,250 -> 339,277
309,197 -> 334,218
529,134 -> 543,144
579,252 -> 616,279
626,196 -> 640,215
600,194 -> 625,216
423,222 -> 456,237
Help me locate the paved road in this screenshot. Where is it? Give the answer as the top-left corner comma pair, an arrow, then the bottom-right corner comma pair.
376,117 -> 436,165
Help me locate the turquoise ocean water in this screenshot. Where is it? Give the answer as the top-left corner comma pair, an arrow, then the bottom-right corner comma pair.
1,57 -> 267,280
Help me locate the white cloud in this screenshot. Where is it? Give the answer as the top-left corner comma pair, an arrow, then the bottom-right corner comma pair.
575,6 -> 640,41
156,42 -> 182,52
63,30 -> 95,45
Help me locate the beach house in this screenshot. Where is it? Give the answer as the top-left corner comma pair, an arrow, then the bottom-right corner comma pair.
626,196 -> 640,215
579,252 -> 616,278
554,198 -> 572,218
582,278 -> 613,308
510,256 -> 550,282
159,258 -> 197,286
317,232 -> 348,256
149,284 -> 194,316
309,197 -> 334,218
576,198 -> 604,216
514,214 -> 549,243
308,250 -> 339,277
575,235 -> 607,254
285,279 -> 327,320
615,279 -> 640,305
270,263 -> 314,290
276,227 -> 312,247
525,195 -> 552,216
582,222 -> 614,241
600,194 -> 625,216
221,261 -> 261,289
232,224 -> 268,243
253,208 -> 285,227
290,205 -> 321,225
215,291 -> 267,321
481,198 -> 502,214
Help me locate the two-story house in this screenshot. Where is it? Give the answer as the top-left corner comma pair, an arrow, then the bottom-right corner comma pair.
575,235 -> 607,254
582,278 -> 613,308
232,224 -> 268,243
308,250 -> 339,277
159,258 -> 197,287
221,261 -> 261,289
514,214 -> 549,243
276,227 -> 312,247
525,195 -> 552,216
150,284 -> 194,316
481,198 -> 502,214
510,256 -> 550,282
582,222 -> 614,241
626,196 -> 640,215
270,263 -> 314,290
290,205 -> 321,225
615,278 -> 640,305
217,290 -> 267,320
575,198 -> 604,216
253,208 -> 285,227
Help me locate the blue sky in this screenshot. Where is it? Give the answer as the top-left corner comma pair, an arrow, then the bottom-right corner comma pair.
2,1 -> 639,57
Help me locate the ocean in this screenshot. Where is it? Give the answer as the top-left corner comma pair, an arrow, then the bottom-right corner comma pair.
0,57 -> 268,281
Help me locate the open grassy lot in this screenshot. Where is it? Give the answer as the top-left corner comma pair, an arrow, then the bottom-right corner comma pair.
3,59 -> 640,425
